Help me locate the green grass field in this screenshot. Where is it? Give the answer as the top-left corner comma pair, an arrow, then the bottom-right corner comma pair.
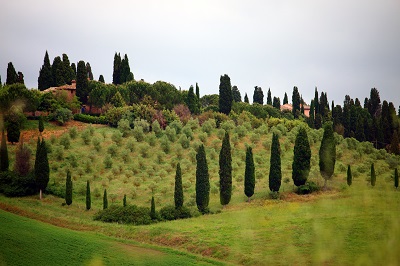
1,119 -> 400,265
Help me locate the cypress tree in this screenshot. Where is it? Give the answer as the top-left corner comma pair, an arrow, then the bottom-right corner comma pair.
269,133 -> 282,192
51,56 -> 65,86
38,51 -> 52,90
292,86 -> 301,118
123,194 -> 127,207
244,93 -> 249,103
7,119 -> 20,144
394,168 -> 398,189
390,130 -> 399,155
232,85 -> 241,102
219,132 -> 232,205
150,196 -> 156,219
71,63 -> 77,77
253,86 -> 264,105
218,74 -> 233,115
244,146 -> 255,201
283,92 -> 288,105
319,122 -> 336,189
267,88 -> 272,105
86,62 -> 93,81
86,180 -> 91,210
99,75 -> 105,83
34,138 -> 50,200
76,60 -> 88,104
38,116 -> 44,135
195,83 -> 201,111
103,189 -> 108,209
113,52 -> 121,85
174,162 -> 183,209
273,97 -> 281,109
120,54 -> 132,83
62,54 -> 75,84
292,127 -> 311,186
0,130 -> 9,172
370,163 -> 376,187
347,165 -> 352,186
65,169 -> 72,206
6,62 -> 18,85
196,144 -> 210,214
187,85 -> 198,114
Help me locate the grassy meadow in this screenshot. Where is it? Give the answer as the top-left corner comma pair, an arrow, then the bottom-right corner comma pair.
1,118 -> 400,265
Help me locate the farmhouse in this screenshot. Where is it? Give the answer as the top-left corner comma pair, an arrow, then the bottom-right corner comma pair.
280,103 -> 311,117
43,80 -> 77,100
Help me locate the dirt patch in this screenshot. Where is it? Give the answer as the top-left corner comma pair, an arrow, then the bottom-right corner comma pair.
114,242 -> 165,257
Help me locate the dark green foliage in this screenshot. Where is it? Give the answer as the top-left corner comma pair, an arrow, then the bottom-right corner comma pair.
244,93 -> 249,103
51,56 -> 65,86
76,60 -> 89,104
370,163 -> 376,187
62,54 -> 75,84
150,196 -> 156,220
86,62 -> 93,81
38,116 -> 44,133
94,205 -> 152,225
269,133 -> 281,192
186,85 -> 199,114
253,86 -> 264,105
86,180 -> 91,210
103,189 -> 108,209
123,194 -> 127,207
267,88 -> 272,105
273,97 -> 280,109
159,205 -> 192,221
0,171 -> 36,197
292,86 -> 301,118
65,170 -> 72,206
297,181 -> 320,195
292,127 -> 311,186
244,146 -> 255,200
34,138 -> 49,198
218,74 -> 233,115
347,165 -> 352,186
73,114 -> 107,124
6,118 -> 21,144
232,85 -> 241,102
99,75 -> 105,83
38,51 -> 52,90
394,168 -> 398,189
367,88 -> 381,118
113,53 -> 121,85
14,141 -> 31,176
120,54 -> 133,84
71,63 -> 76,77
196,144 -> 210,214
174,163 -> 183,209
6,62 -> 18,85
219,132 -> 232,205
319,122 -> 336,188
390,130 -> 399,155
283,92 -> 288,105
53,107 -> 72,125
0,130 -> 9,172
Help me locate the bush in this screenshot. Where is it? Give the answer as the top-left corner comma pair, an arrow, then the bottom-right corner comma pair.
59,134 -> 71,149
92,137 -> 102,152
104,155 -> 113,169
93,205 -> 152,225
132,126 -> 145,142
117,119 -> 131,137
297,181 -> 320,195
169,120 -> 183,134
159,205 -> 192,221
165,126 -> 177,142
179,134 -> 190,149
81,129 -> 91,145
53,107 -> 72,125
69,127 -> 78,139
151,120 -> 163,137
73,113 -> 107,124
0,171 -> 37,197
111,130 -> 123,145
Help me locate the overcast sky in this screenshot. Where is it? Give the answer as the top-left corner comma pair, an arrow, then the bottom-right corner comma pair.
1,0 -> 399,108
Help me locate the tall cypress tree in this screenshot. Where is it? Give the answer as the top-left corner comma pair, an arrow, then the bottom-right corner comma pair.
38,116 -> 44,135
186,85 -> 198,114
292,127 -> 311,186
390,130 -> 399,155
65,169 -> 73,206
86,62 -> 94,81
267,88 -> 272,105
150,196 -> 156,220
219,132 -> 232,205
38,51 -> 52,90
71,63 -> 76,77
370,163 -> 376,187
232,85 -> 241,102
174,162 -> 183,209
292,86 -> 301,118
196,144 -> 210,214
394,168 -> 398,189
86,180 -> 91,210
51,56 -> 65,86
244,93 -> 249,104
347,165 -> 352,186
34,138 -> 50,200
6,62 -> 18,85
112,53 -> 121,85
0,130 -> 9,172
99,75 -> 105,83
283,92 -> 288,105
319,122 -> 336,189
120,54 -> 132,83
103,189 -> 108,209
218,74 -> 232,115
273,97 -> 281,109
244,146 -> 255,201
123,194 -> 127,207
76,60 -> 88,104
269,133 -> 282,192
62,54 -> 75,84
6,119 -> 20,144
253,86 -> 264,105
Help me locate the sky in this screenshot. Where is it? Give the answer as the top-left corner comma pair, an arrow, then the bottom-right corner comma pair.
1,0 -> 399,108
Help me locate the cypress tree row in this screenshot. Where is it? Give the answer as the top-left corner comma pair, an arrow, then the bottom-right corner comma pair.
218,74 -> 232,115
34,138 -> 49,200
65,170 -> 72,206
103,189 -> 108,209
86,180 -> 91,210
347,165 -> 352,186
174,162 -> 183,209
394,168 -> 398,189
196,144 -> 210,214
319,122 -> 336,189
150,196 -> 156,220
0,130 -> 9,172
219,132 -> 232,205
244,146 -> 255,202
292,127 -> 311,186
269,133 -> 282,192
123,194 -> 127,207
370,163 -> 376,187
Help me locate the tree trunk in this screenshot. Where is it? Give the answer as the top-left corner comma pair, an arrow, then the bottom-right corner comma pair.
247,197 -> 250,203
39,189 -> 43,200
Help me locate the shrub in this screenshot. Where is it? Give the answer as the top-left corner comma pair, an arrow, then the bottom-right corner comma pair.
160,135 -> 171,153
81,129 -> 91,145
146,132 -> 157,146
0,171 -> 36,197
93,205 -> 152,225
169,120 -> 183,134
297,181 -> 320,195
151,120 -> 163,137
165,126 -> 177,142
221,120 -> 235,132
107,144 -> 118,157
182,125 -> 193,140
202,119 -> 216,135
53,107 -> 72,125
134,119 -> 150,133
132,126 -> 145,142
117,119 -> 131,137
73,113 -> 107,124
159,205 -> 192,221
59,134 -> 71,149
92,137 -> 102,152
104,155 -> 113,169
69,127 -> 78,139
67,153 -> 78,168
179,134 -> 190,149
198,132 -> 207,143
53,145 -> 64,161
111,130 -> 123,145
126,139 -> 136,152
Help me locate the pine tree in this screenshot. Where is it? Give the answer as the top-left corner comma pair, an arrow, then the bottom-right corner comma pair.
319,122 -> 336,189
150,196 -> 156,220
123,194 -> 127,207
174,162 -> 183,209
99,75 -> 105,83
370,163 -> 376,187
394,168 -> 398,189
6,62 -> 18,85
292,127 -> 311,186
196,144 -> 210,214
65,170 -> 72,206
292,86 -> 301,118
14,140 -> 31,176
103,189 -> 108,209
1,130 -> 9,172
86,180 -> 91,210
113,53 -> 121,85
244,93 -> 249,103
232,85 -> 241,102
76,60 -> 88,104
218,74 -> 233,115
347,165 -> 352,186
219,132 -> 232,205
38,116 -> 44,135
283,92 -> 288,105
267,88 -> 272,105
38,51 -> 53,90
244,146 -> 255,201
34,138 -> 50,199
253,86 -> 264,105
269,133 -> 282,192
